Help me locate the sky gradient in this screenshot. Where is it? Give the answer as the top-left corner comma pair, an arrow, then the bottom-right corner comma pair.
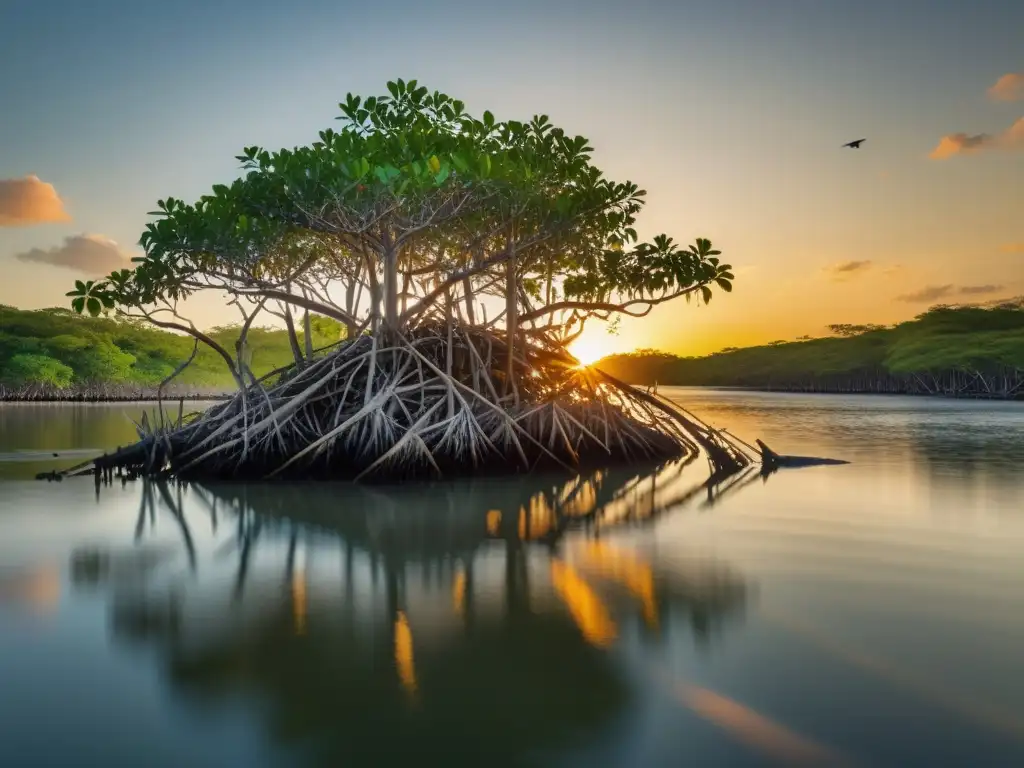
1,0 -> 1021,358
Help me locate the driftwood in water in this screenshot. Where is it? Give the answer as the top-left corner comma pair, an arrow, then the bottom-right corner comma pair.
756,439 -> 849,471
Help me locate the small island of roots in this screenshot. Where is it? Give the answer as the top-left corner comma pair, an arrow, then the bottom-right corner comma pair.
59,79 -> 755,484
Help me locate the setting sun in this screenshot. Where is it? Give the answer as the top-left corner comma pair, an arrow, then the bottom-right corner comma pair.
569,336 -> 609,367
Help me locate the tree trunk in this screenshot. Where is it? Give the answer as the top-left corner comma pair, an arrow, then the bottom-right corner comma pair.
505,247 -> 517,401
362,250 -> 382,335
303,310 -> 314,361
400,269 -> 411,316
463,277 -> 476,325
343,280 -> 357,341
445,288 -> 455,418
383,240 -> 399,333
234,338 -> 255,386
283,308 -> 304,368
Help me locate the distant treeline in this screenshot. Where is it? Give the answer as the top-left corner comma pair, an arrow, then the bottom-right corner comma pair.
596,303 -> 1024,399
5,303 -> 1023,401
0,305 -> 345,401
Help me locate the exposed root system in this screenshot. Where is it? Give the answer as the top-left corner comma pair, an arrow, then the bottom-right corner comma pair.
64,322 -> 753,483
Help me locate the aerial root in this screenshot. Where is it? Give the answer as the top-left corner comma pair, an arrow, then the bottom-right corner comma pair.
77,320 -> 751,483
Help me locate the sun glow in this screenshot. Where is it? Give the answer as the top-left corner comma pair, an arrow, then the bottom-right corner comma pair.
568,336 -> 609,367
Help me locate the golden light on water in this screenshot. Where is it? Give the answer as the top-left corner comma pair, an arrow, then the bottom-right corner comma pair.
291,570 -> 307,636
673,683 -> 847,766
452,567 -> 466,614
486,509 -> 502,535
0,563 -> 60,615
550,559 -> 617,648
395,611 -> 417,695
577,542 -> 659,630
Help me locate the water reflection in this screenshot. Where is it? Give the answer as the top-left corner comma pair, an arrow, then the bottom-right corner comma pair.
0,562 -> 60,615
903,414 -> 1024,513
71,460 -> 752,766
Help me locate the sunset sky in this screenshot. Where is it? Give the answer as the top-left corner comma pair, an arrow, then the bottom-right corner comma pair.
1,0 -> 1021,358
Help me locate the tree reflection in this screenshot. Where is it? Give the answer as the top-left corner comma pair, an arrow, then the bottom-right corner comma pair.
76,460 -> 754,766
904,413 -> 1024,513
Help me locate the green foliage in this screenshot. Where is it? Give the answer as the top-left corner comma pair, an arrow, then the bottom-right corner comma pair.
1,353 -> 75,388
827,323 -> 889,337
66,79 -> 732,334
45,334 -> 137,383
597,303 -> 1024,386
0,306 -> 345,393
562,236 -> 731,307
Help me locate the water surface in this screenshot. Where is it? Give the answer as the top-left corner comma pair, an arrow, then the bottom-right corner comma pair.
1,390 -> 1023,767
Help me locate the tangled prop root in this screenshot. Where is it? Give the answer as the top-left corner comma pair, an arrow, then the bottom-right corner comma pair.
72,321 -> 752,483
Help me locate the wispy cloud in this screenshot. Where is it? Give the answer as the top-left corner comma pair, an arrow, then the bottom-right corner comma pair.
0,175 -> 71,226
930,117 -> 1024,159
896,285 -> 954,303
830,260 -> 872,274
15,234 -> 130,275
896,283 -> 1008,303
1000,242 -> 1024,254
988,72 -> 1024,102
958,284 -> 1004,296
824,260 -> 872,281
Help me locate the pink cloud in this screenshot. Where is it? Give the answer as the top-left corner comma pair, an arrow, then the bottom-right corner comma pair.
0,175 -> 71,226
988,72 -> 1024,102
930,116 -> 1024,159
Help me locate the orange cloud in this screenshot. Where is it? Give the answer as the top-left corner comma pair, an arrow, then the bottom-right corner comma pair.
15,234 -> 130,275
988,72 -> 1024,102
930,117 -> 1024,159
0,175 -> 71,226
1000,242 -> 1024,254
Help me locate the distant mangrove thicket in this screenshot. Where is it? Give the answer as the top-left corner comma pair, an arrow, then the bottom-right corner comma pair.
597,302 -> 1024,399
0,304 -> 342,399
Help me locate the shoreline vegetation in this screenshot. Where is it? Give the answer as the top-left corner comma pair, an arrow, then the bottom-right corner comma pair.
6,303 -> 1021,403
0,303 -> 342,401
35,80 -> 756,484
0,386 -> 231,403
596,302 -> 1024,401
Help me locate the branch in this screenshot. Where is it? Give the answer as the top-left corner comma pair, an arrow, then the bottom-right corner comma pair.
129,310 -> 241,384
519,282 -> 707,325
398,229 -> 550,326
230,287 -> 359,328
157,338 -> 199,406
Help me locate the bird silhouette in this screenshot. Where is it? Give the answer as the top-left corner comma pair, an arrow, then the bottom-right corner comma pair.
842,139 -> 866,149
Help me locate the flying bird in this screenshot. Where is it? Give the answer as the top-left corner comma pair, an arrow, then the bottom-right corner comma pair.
842,139 -> 866,149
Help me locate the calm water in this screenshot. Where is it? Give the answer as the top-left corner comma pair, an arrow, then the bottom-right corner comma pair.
1,390 -> 1023,767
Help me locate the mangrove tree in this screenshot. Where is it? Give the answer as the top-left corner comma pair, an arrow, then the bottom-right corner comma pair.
66,79 -> 749,481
